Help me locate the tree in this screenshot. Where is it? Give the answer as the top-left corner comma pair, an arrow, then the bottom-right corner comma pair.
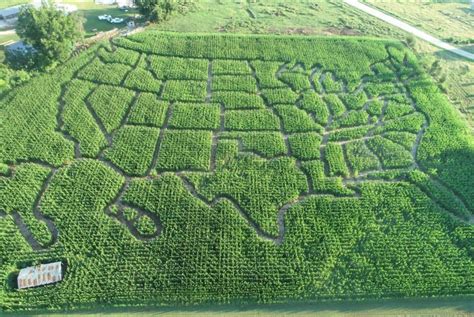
135,0 -> 176,22
15,0 -> 84,70
0,64 -> 31,95
135,0 -> 158,17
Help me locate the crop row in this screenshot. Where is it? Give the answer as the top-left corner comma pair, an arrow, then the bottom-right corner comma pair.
77,58 -> 131,86
299,91 -> 330,125
330,110 -> 370,129
288,133 -> 321,160
0,164 -> 52,246
62,79 -> 107,157
187,156 -> 308,236
279,71 -> 312,92
212,75 -> 257,93
383,100 -> 414,121
366,136 -> 413,169
87,85 -> 136,133
156,130 -> 212,171
275,105 -> 322,133
127,93 -> 169,127
301,160 -> 354,196
212,59 -> 251,75
224,109 -> 280,131
322,73 -> 344,93
97,46 -> 140,66
162,80 -> 207,102
1,47 -> 96,166
251,60 -> 287,88
344,140 -> 380,175
123,68 -> 162,93
148,55 -> 208,80
212,91 -> 265,109
105,125 -> 160,176
324,143 -> 349,177
220,131 -> 286,158
261,87 -> 299,105
169,102 -> 220,130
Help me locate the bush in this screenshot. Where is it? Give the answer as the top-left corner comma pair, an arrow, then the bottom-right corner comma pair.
0,64 -> 31,94
16,2 -> 84,69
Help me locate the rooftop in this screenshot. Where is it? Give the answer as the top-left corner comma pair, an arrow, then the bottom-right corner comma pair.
0,5 -> 22,18
17,262 -> 63,289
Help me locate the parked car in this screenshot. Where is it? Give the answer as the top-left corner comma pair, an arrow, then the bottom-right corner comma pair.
98,14 -> 112,21
110,18 -> 124,24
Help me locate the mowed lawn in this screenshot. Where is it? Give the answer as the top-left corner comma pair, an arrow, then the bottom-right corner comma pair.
364,0 -> 474,43
152,0 -> 403,37
6,297 -> 474,316
0,0 -> 28,9
61,0 -> 140,37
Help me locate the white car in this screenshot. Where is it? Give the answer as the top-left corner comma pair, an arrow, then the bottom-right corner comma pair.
110,18 -> 124,24
98,15 -> 112,21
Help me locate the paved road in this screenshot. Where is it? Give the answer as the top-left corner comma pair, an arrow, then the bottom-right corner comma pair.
344,0 -> 474,61
0,29 -> 15,36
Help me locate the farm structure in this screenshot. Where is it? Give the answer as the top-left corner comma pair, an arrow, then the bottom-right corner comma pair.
0,6 -> 21,20
17,262 -> 63,289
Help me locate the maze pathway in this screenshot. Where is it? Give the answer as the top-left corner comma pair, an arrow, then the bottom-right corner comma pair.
1,39 -> 471,250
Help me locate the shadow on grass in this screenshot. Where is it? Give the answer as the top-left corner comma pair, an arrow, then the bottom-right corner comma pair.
433,44 -> 474,62
460,7 -> 473,15
462,45 -> 474,54
3,296 -> 474,316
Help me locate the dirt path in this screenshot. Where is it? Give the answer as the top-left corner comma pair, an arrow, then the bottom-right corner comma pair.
9,47 -> 472,252
391,57 -> 473,221
344,0 -> 474,61
179,172 -> 338,245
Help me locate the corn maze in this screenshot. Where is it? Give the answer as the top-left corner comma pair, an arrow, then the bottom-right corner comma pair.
1,33 -> 473,311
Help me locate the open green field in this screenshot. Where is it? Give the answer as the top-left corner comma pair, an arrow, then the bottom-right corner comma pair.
0,0 -> 28,10
5,296 -> 474,316
364,0 -> 474,45
153,0 -> 403,37
1,32 -> 473,312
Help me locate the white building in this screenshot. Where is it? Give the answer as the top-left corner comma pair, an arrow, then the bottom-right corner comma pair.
95,0 -> 135,6
31,1 -> 78,14
17,262 -> 63,289
55,3 -> 78,14
95,0 -> 116,4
